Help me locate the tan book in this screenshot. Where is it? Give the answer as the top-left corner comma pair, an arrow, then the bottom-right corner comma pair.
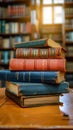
5,89 -> 60,108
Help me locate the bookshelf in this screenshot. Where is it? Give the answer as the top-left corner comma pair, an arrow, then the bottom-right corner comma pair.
64,0 -> 73,87
0,0 -> 31,67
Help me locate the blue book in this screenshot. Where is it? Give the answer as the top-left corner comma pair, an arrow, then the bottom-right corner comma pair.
6,81 -> 69,96
0,70 -> 64,84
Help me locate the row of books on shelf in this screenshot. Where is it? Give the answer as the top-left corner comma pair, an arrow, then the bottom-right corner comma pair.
66,46 -> 73,56
41,26 -> 62,33
0,21 -> 31,34
0,36 -> 30,48
41,34 -> 62,42
65,8 -> 73,16
0,38 -> 69,107
65,19 -> 73,29
0,5 -> 30,18
0,0 -> 28,2
66,62 -> 73,71
66,73 -> 73,87
66,32 -> 73,42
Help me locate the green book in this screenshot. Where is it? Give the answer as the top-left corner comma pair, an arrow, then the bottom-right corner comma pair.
15,39 -> 47,48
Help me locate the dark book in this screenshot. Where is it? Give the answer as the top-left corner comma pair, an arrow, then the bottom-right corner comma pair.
5,90 -> 61,107
9,58 -> 66,72
6,81 -> 69,96
0,70 -> 65,84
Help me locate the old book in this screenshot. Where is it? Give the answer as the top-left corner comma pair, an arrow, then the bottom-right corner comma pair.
16,47 -> 65,59
5,90 -> 60,107
15,38 -> 66,52
0,70 -> 65,84
9,58 -> 66,72
6,81 -> 69,96
15,38 -> 47,48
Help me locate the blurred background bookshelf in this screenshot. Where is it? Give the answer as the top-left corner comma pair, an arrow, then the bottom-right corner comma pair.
64,0 -> 73,88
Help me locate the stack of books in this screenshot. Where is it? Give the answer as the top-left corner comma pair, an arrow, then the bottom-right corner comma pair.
0,39 -> 69,107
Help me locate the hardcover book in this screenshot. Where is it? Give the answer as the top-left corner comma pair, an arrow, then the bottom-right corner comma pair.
6,81 -> 69,96
15,38 -> 66,52
9,58 -> 66,72
0,70 -> 65,84
15,38 -> 47,48
5,90 -> 60,107
16,47 -> 65,59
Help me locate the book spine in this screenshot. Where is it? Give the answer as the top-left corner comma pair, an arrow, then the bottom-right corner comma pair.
0,70 -> 59,83
16,48 -> 63,58
9,58 -> 66,71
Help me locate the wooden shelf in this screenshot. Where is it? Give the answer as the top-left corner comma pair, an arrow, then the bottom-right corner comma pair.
0,62 -> 9,67
66,71 -> 73,73
41,24 -> 62,27
65,16 -> 73,19
0,48 -> 15,51
40,32 -> 62,34
65,28 -> 73,32
41,3 -> 63,6
64,2 -> 73,6
0,0 -> 30,6
66,56 -> 73,59
65,41 -> 73,44
0,16 -> 31,22
0,33 -> 31,37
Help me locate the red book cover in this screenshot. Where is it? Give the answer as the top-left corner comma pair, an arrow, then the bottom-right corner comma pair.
9,58 -> 66,72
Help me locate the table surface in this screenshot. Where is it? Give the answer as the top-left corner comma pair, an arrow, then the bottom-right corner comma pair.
0,88 -> 73,129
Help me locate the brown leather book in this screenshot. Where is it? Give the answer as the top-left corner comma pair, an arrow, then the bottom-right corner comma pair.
16,47 -> 65,59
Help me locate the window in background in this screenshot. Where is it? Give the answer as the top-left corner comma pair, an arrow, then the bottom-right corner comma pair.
43,7 -> 52,24
54,0 -> 64,4
43,0 -> 52,5
54,6 -> 64,23
42,0 -> 64,24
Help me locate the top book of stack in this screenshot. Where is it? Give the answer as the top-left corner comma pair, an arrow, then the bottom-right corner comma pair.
15,38 -> 66,52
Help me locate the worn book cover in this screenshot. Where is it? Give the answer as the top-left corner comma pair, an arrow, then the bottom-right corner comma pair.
0,70 -> 65,84
15,38 -> 66,52
5,89 -> 61,107
9,58 -> 66,72
6,81 -> 69,96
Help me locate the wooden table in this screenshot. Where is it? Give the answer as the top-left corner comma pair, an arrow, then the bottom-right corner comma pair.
0,88 -> 73,130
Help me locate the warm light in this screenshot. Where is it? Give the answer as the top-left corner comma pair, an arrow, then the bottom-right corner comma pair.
54,6 -> 64,24
43,0 -> 52,4
54,0 -> 64,4
43,7 -> 52,24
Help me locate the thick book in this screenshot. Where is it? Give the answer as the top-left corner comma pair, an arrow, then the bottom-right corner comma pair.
16,47 -> 65,59
6,81 -> 69,96
9,58 -> 66,72
5,90 -> 60,107
15,39 -> 66,52
0,70 -> 65,84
